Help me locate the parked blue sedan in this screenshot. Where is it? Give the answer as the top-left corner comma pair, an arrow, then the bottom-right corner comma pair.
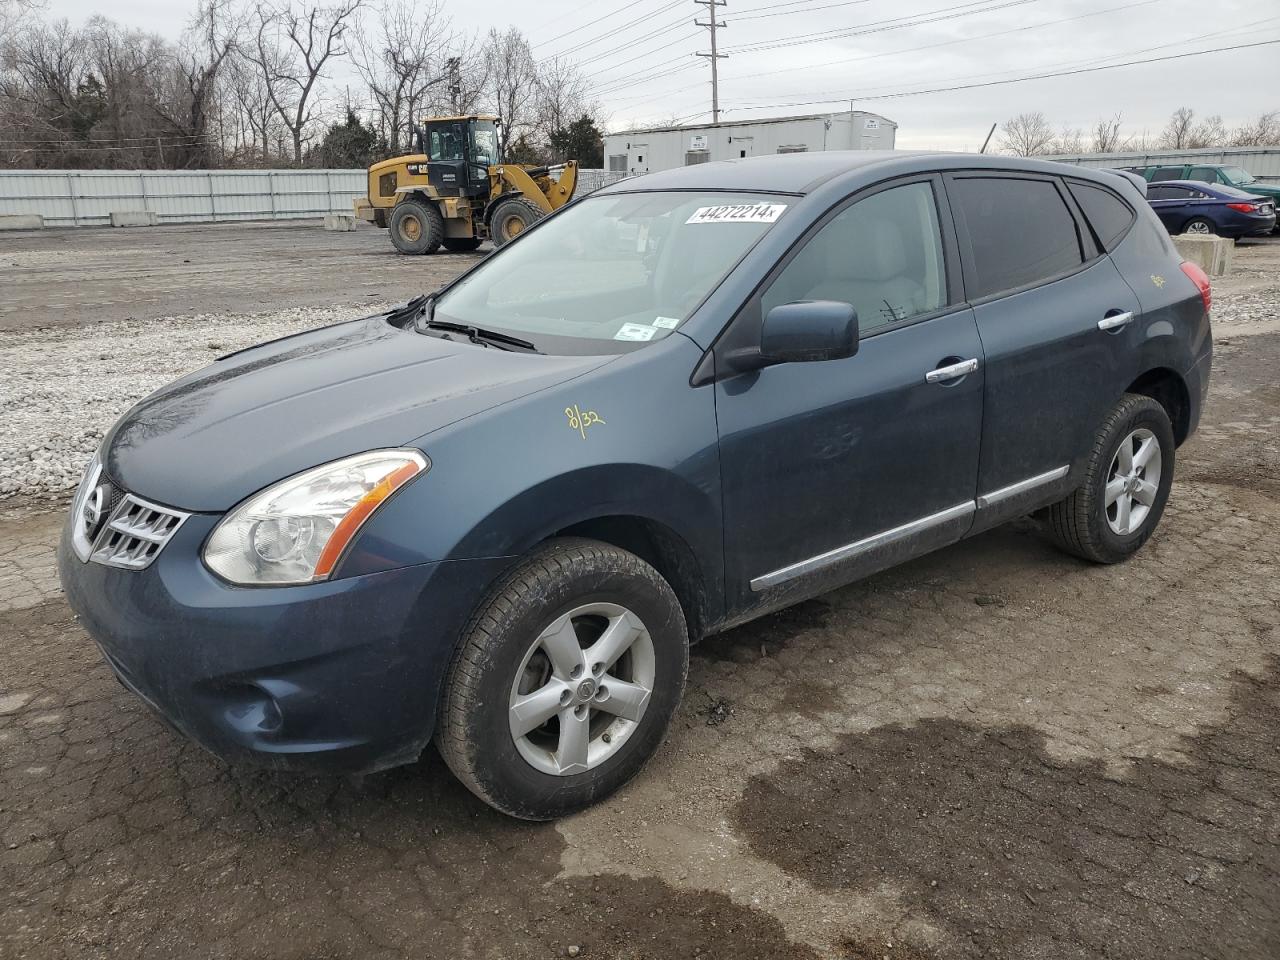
1146,179 -> 1276,239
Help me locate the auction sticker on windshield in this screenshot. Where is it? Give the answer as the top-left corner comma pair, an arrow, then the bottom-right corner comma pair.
686,203 -> 787,225
615,322 -> 657,341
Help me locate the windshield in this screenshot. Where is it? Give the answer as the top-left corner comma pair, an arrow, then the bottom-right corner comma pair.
432,191 -> 791,354
1222,166 -> 1255,185
472,120 -> 498,166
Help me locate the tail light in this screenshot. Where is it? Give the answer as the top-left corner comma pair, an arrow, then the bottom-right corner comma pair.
1180,260 -> 1211,314
1225,201 -> 1258,213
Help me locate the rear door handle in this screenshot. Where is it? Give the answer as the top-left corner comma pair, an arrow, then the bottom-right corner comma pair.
925,358 -> 979,383
1098,311 -> 1135,331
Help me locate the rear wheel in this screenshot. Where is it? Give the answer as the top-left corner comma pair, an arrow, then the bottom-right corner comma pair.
489,197 -> 544,247
437,538 -> 688,820
1041,394 -> 1175,564
389,199 -> 444,255
442,237 -> 483,252
1182,217 -> 1215,236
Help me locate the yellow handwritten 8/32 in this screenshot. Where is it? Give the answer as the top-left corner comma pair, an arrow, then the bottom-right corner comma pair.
565,404 -> 606,439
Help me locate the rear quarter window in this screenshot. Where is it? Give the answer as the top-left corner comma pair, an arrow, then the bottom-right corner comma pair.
1066,180 -> 1136,251
948,175 -> 1084,299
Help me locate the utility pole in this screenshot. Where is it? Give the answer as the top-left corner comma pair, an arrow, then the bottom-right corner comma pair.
695,0 -> 727,124
446,57 -> 462,114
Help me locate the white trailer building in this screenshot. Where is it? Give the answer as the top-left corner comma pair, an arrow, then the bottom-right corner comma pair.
603,110 -> 897,176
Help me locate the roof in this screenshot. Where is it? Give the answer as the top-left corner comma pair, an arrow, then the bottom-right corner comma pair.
595,150 -> 1142,196
608,110 -> 894,138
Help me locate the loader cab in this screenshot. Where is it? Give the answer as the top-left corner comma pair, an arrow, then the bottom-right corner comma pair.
416,116 -> 501,199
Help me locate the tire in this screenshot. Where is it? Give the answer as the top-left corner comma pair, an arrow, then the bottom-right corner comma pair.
489,197 -> 544,247
1181,217 -> 1216,236
442,237 -> 483,252
1042,394 -> 1175,564
389,199 -> 444,255
437,538 -> 689,820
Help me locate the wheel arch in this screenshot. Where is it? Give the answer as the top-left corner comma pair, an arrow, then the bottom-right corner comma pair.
546,514 -> 711,644
1126,367 -> 1191,446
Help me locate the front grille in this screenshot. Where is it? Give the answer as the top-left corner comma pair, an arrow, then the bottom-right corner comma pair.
70,457 -> 189,571
89,493 -> 189,570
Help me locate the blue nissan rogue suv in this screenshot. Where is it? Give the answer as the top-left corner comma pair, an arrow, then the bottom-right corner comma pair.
59,152 -> 1213,819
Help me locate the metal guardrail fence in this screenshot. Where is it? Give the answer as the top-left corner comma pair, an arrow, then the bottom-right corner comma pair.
0,167 -> 629,227
0,169 -> 367,226
1045,146 -> 1280,179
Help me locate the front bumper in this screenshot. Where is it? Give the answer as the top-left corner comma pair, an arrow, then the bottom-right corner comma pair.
58,512 -> 510,775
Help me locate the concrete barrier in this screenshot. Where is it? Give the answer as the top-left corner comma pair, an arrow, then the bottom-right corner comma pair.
109,210 -> 160,227
323,213 -> 357,232
0,214 -> 43,230
1172,234 -> 1234,277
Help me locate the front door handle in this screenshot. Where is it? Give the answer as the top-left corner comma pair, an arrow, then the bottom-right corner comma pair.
925,358 -> 979,384
1098,310 -> 1135,331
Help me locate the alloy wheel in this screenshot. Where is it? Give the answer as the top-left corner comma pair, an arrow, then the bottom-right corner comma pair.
1104,427 -> 1162,535
508,602 -> 655,776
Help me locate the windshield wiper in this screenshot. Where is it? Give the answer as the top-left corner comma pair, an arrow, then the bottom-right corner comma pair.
420,316 -> 540,353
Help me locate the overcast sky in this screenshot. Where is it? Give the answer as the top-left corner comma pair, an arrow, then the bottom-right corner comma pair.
39,0 -> 1280,149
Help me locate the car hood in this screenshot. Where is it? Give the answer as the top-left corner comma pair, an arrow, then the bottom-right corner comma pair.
103,314 -> 610,512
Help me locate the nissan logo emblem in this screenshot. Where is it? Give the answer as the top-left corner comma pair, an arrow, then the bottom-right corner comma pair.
82,484 -> 108,537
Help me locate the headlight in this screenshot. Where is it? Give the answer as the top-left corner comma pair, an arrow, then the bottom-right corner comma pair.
203,449 -> 428,585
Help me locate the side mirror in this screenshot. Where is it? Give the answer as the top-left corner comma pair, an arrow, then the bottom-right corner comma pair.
759,300 -> 859,364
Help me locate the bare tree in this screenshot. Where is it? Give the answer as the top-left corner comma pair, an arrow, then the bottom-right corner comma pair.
1052,124 -> 1084,155
999,111 -> 1055,157
1160,106 -> 1195,149
250,0 -> 362,163
482,26 -> 535,142
157,0 -> 241,167
351,0 -> 449,154
1187,113 -> 1226,149
1091,114 -> 1124,153
1230,110 -> 1280,147
533,54 -> 591,152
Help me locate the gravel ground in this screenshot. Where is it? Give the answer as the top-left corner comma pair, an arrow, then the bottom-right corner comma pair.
0,304 -> 382,500
2,234 -> 1276,505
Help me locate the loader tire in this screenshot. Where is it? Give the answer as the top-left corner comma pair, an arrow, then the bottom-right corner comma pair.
390,199 -> 444,255
490,198 -> 544,247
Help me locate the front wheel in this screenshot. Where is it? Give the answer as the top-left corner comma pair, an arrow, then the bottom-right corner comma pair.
489,197 -> 544,247
1042,394 -> 1175,564
437,539 -> 688,820
1182,217 -> 1216,236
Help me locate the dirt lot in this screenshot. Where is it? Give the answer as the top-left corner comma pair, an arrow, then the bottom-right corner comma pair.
0,220 -> 471,332
1,224 -> 1278,960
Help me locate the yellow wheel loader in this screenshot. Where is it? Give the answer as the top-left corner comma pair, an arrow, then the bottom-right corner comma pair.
354,115 -> 579,254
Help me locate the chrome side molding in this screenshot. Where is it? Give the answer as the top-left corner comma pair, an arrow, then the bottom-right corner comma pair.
749,501 -> 975,592
750,464 -> 1072,593
975,465 -> 1069,509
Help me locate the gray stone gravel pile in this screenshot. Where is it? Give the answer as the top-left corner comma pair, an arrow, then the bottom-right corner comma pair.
0,303 -> 384,501
1209,284 -> 1279,330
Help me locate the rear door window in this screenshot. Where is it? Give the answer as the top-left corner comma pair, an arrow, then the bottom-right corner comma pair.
948,175 -> 1085,299
1187,166 -> 1219,183
1066,180 -> 1136,251
1151,167 -> 1185,182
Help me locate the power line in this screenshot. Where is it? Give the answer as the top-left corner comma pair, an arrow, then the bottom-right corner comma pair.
723,38 -> 1280,113
532,0 -> 677,50
544,0 -> 687,59
726,14 -> 1273,105
599,0 -> 1161,118
720,0 -> 1049,56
